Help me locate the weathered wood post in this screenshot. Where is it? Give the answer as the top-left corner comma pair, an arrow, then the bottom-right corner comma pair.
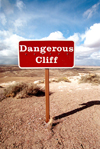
45,69 -> 50,123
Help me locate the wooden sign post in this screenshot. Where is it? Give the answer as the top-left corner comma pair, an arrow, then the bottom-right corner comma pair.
45,69 -> 50,123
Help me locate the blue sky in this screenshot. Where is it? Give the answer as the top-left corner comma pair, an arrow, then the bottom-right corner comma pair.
0,0 -> 100,66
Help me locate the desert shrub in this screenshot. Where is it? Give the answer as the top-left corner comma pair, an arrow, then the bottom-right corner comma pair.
79,73 -> 100,85
57,77 -> 71,83
4,82 -> 27,97
4,82 -> 45,98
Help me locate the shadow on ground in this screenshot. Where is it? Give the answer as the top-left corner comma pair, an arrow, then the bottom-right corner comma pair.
53,100 -> 100,120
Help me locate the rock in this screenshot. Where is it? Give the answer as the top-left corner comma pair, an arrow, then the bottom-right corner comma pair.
34,80 -> 40,84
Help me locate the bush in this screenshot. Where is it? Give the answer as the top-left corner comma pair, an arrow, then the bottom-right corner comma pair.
4,82 -> 45,99
79,73 -> 100,85
57,77 -> 71,83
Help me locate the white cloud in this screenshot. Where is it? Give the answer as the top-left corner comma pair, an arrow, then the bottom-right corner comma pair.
83,2 -> 100,19
0,30 -> 12,39
42,31 -> 65,40
0,30 -> 25,64
16,0 -> 25,11
0,13 -> 7,25
76,45 -> 94,54
67,33 -> 80,45
14,18 -> 26,30
75,44 -> 100,66
67,23 -> 100,65
83,23 -> 100,47
3,34 -> 25,56
90,51 -> 100,60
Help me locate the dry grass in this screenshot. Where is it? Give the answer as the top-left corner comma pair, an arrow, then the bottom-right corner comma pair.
4,82 -> 45,99
79,73 -> 100,85
35,77 -> 71,84
0,86 -> 3,88
57,77 -> 71,83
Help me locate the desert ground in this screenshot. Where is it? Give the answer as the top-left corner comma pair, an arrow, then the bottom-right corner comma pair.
0,65 -> 100,149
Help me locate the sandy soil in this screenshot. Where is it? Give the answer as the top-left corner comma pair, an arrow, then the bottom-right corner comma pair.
0,66 -> 100,149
